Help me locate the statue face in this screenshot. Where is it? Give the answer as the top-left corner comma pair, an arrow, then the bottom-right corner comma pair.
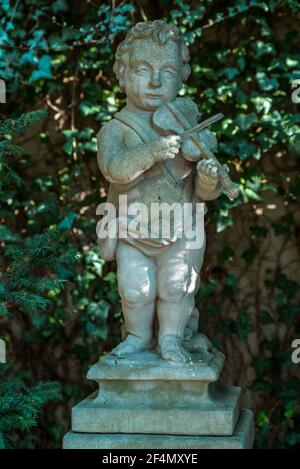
123,39 -> 183,111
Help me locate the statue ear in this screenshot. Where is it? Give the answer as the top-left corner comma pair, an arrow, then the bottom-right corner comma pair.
118,63 -> 126,91
182,64 -> 191,82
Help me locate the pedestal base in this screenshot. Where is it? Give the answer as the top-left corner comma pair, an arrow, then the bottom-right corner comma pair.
72,382 -> 241,436
63,350 -> 254,449
64,409 -> 254,449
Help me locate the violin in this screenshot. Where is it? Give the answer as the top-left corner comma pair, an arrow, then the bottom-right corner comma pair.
153,98 -> 239,201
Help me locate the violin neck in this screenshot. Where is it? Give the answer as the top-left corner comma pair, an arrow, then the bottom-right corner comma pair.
181,113 -> 224,140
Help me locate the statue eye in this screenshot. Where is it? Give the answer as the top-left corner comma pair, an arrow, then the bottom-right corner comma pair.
163,69 -> 175,77
136,66 -> 149,75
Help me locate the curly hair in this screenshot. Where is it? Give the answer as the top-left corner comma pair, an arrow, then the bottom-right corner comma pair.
113,20 -> 191,89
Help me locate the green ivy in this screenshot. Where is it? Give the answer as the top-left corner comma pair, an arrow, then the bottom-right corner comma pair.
0,0 -> 299,448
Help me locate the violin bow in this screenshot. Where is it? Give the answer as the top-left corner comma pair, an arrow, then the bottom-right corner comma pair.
180,112 -> 239,201
181,113 -> 224,141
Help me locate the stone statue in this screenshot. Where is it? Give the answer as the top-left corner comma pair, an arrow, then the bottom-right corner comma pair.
63,21 -> 254,450
97,20 -> 239,364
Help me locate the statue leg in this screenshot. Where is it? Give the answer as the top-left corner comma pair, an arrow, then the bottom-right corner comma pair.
156,236 -> 205,363
111,240 -> 157,356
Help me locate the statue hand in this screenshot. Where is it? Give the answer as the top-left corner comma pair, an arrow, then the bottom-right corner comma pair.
151,135 -> 182,162
196,159 -> 220,187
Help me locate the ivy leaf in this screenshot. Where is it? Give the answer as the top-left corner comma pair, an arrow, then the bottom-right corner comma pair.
29,55 -> 52,82
51,0 -> 68,13
256,410 -> 270,428
58,212 -> 78,231
256,72 -> 279,91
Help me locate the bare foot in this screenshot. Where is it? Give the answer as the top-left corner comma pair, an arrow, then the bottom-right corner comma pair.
159,335 -> 192,363
111,334 -> 150,356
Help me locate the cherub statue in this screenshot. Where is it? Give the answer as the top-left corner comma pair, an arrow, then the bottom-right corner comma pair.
97,20 -> 237,363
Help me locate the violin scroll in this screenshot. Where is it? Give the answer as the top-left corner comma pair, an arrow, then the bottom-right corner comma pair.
217,164 -> 240,201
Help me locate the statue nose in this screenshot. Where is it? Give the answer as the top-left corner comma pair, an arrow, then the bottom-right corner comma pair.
150,73 -> 161,87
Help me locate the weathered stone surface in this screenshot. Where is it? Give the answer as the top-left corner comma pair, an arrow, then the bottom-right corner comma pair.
96,20 -> 239,365
73,350 -> 240,436
64,409 -> 254,449
63,345 -> 253,448
62,21 -> 253,450
72,384 -> 241,436
87,349 -> 225,382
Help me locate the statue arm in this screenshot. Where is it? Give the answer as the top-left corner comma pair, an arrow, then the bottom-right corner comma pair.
97,123 -> 155,184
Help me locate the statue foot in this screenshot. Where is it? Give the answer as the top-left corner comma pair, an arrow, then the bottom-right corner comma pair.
111,334 -> 150,356
159,335 -> 192,363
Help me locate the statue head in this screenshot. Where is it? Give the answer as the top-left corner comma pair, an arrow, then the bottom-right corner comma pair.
113,20 -> 191,112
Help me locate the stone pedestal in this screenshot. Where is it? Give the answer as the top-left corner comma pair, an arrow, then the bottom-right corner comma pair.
63,349 -> 254,449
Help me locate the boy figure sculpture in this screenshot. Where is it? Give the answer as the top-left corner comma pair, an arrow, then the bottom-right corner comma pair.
97,21 -> 228,363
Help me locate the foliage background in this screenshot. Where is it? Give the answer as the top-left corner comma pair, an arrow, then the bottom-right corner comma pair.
0,0 -> 299,449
